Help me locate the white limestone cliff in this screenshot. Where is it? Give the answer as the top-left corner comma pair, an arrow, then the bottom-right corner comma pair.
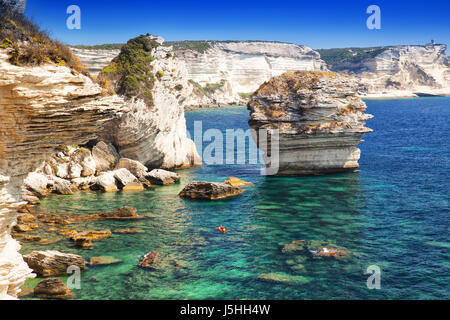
0,48 -> 124,299
331,44 -> 450,98
248,71 -> 373,175
174,41 -> 328,107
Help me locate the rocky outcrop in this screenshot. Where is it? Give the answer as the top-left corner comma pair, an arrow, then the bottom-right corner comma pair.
23,250 -> 85,277
179,181 -> 243,200
98,35 -> 202,168
324,44 -> 450,98
248,71 -> 373,175
0,27 -> 199,298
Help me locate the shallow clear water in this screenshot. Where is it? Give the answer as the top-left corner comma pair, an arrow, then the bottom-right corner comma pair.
22,98 -> 450,299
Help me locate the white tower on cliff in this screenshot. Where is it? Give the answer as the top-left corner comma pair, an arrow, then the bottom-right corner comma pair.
2,0 -> 27,13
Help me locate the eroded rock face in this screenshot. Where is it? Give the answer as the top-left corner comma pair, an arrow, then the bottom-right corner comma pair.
179,181 -> 243,200
23,250 -> 85,277
99,35 -> 202,169
0,48 -> 125,299
248,71 -> 373,175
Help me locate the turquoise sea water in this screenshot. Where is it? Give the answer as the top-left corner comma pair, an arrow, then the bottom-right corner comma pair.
21,98 -> 450,299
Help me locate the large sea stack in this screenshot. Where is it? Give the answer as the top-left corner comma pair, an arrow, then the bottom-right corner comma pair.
248,71 -> 373,175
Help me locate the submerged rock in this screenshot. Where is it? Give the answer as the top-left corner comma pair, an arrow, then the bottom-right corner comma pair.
114,228 -> 141,234
71,230 -> 111,243
139,251 -> 160,269
223,177 -> 253,187
34,278 -> 74,300
70,206 -> 141,222
38,214 -> 72,226
23,250 -> 85,277
248,71 -> 373,175
179,181 -> 243,200
145,169 -> 180,185
13,220 -> 38,233
257,273 -> 310,285
88,256 -> 122,266
282,240 -> 351,260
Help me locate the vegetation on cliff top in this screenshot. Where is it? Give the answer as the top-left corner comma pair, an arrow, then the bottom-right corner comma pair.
72,43 -> 124,50
98,34 -> 160,106
317,47 -> 390,69
0,2 -> 84,72
255,71 -> 339,96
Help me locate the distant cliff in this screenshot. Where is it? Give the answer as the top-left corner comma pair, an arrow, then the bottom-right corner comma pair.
172,41 -> 328,107
319,44 -> 450,97
72,41 -> 328,108
72,41 -> 450,104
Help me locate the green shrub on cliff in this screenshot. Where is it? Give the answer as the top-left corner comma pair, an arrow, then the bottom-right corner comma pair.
0,2 -> 84,72
189,79 -> 226,98
165,40 -> 212,53
317,47 -> 389,69
98,34 -> 160,106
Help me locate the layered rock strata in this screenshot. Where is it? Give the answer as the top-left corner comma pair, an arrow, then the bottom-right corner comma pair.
98,35 -> 201,168
248,71 -> 373,175
0,47 -> 125,299
174,41 -> 328,107
325,44 -> 450,98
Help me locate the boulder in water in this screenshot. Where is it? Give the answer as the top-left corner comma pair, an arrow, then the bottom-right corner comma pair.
23,250 -> 85,277
139,251 -> 160,269
223,177 -> 253,187
145,169 -> 180,185
34,278 -> 74,300
179,181 -> 243,200
115,158 -> 148,179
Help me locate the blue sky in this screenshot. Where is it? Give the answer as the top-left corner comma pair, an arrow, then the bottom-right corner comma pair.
24,0 -> 450,49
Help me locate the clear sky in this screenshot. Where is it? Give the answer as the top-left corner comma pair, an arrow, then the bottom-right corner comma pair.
24,0 -> 450,49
